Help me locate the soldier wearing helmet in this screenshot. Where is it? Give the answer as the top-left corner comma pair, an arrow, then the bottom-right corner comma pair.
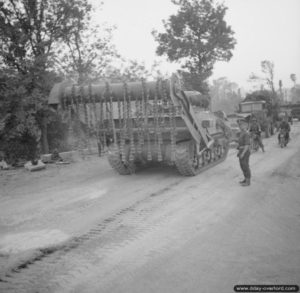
249,116 -> 265,152
237,119 -> 251,186
278,116 -> 290,144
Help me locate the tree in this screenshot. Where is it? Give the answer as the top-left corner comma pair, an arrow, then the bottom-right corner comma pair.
248,60 -> 276,99
103,59 -> 168,83
149,60 -> 170,80
119,60 -> 151,82
243,90 -> 279,120
210,77 -> 241,113
153,0 -> 236,94
278,79 -> 283,102
102,59 -> 150,83
290,73 -> 296,86
0,0 -> 91,78
0,0 -> 92,154
0,68 -> 42,163
57,7 -> 119,84
261,60 -> 276,95
289,74 -> 300,103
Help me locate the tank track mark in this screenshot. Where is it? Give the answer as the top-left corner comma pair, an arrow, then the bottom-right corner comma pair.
107,146 -> 136,175
175,140 -> 229,176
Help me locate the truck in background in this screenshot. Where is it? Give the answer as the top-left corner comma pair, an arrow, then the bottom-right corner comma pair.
238,100 -> 275,137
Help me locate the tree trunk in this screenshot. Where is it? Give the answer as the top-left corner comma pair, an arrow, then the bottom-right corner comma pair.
41,116 -> 49,154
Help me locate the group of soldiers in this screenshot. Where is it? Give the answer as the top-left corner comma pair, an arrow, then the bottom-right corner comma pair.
237,116 -> 291,187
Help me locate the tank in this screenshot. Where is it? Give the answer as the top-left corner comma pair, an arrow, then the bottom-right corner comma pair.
48,74 -> 232,176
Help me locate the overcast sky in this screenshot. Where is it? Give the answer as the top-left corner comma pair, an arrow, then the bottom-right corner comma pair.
92,0 -> 300,90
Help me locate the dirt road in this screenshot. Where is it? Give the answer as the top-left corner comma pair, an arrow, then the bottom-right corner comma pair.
0,123 -> 300,293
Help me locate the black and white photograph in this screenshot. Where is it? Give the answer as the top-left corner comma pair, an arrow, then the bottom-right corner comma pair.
0,0 -> 299,292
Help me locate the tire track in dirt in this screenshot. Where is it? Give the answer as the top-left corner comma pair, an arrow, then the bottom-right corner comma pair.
0,133 -> 273,293
0,163 -> 237,293
0,164 -> 180,230
0,177 -> 188,292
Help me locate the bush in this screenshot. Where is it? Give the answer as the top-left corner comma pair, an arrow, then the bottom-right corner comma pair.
0,113 -> 40,165
47,117 -> 70,153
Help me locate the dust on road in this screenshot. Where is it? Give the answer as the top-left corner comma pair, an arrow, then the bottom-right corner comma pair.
0,123 -> 300,293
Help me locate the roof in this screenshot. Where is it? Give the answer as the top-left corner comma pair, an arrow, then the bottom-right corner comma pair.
240,100 -> 266,105
227,113 -> 251,119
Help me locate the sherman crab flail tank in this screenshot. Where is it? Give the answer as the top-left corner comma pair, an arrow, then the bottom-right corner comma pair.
48,74 -> 231,176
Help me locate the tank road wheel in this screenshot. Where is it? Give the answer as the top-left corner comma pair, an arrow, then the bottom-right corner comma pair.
108,146 -> 136,175
198,154 -> 204,167
215,145 -> 223,158
174,140 -> 229,176
203,149 -> 212,164
175,141 -> 200,176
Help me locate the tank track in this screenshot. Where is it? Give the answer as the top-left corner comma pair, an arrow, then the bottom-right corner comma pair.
107,146 -> 136,175
174,140 -> 229,176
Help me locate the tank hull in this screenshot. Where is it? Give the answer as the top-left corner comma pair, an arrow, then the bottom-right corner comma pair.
49,76 -> 231,176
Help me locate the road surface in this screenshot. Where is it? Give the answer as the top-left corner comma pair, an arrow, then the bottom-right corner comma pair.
0,123 -> 300,293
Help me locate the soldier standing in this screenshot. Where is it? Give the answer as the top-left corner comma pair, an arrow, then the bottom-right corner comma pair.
237,119 -> 251,186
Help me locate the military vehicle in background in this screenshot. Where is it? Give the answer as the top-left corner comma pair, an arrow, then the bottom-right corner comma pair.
280,103 -> 300,121
48,75 -> 232,176
238,100 -> 275,137
291,105 -> 300,120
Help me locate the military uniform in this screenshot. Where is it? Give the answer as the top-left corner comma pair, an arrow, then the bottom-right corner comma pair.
249,122 -> 265,152
278,120 -> 291,142
238,129 -> 251,185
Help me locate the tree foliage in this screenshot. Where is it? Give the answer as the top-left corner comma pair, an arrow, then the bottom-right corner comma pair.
153,0 -> 236,93
243,90 -> 279,119
290,73 -> 296,85
289,73 -> 300,103
56,2 -> 118,85
0,0 -> 93,156
210,77 -> 241,113
103,59 -> 168,83
248,60 -> 277,99
260,60 -> 276,96
0,0 -> 91,77
60,25 -> 118,84
103,59 -> 150,83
